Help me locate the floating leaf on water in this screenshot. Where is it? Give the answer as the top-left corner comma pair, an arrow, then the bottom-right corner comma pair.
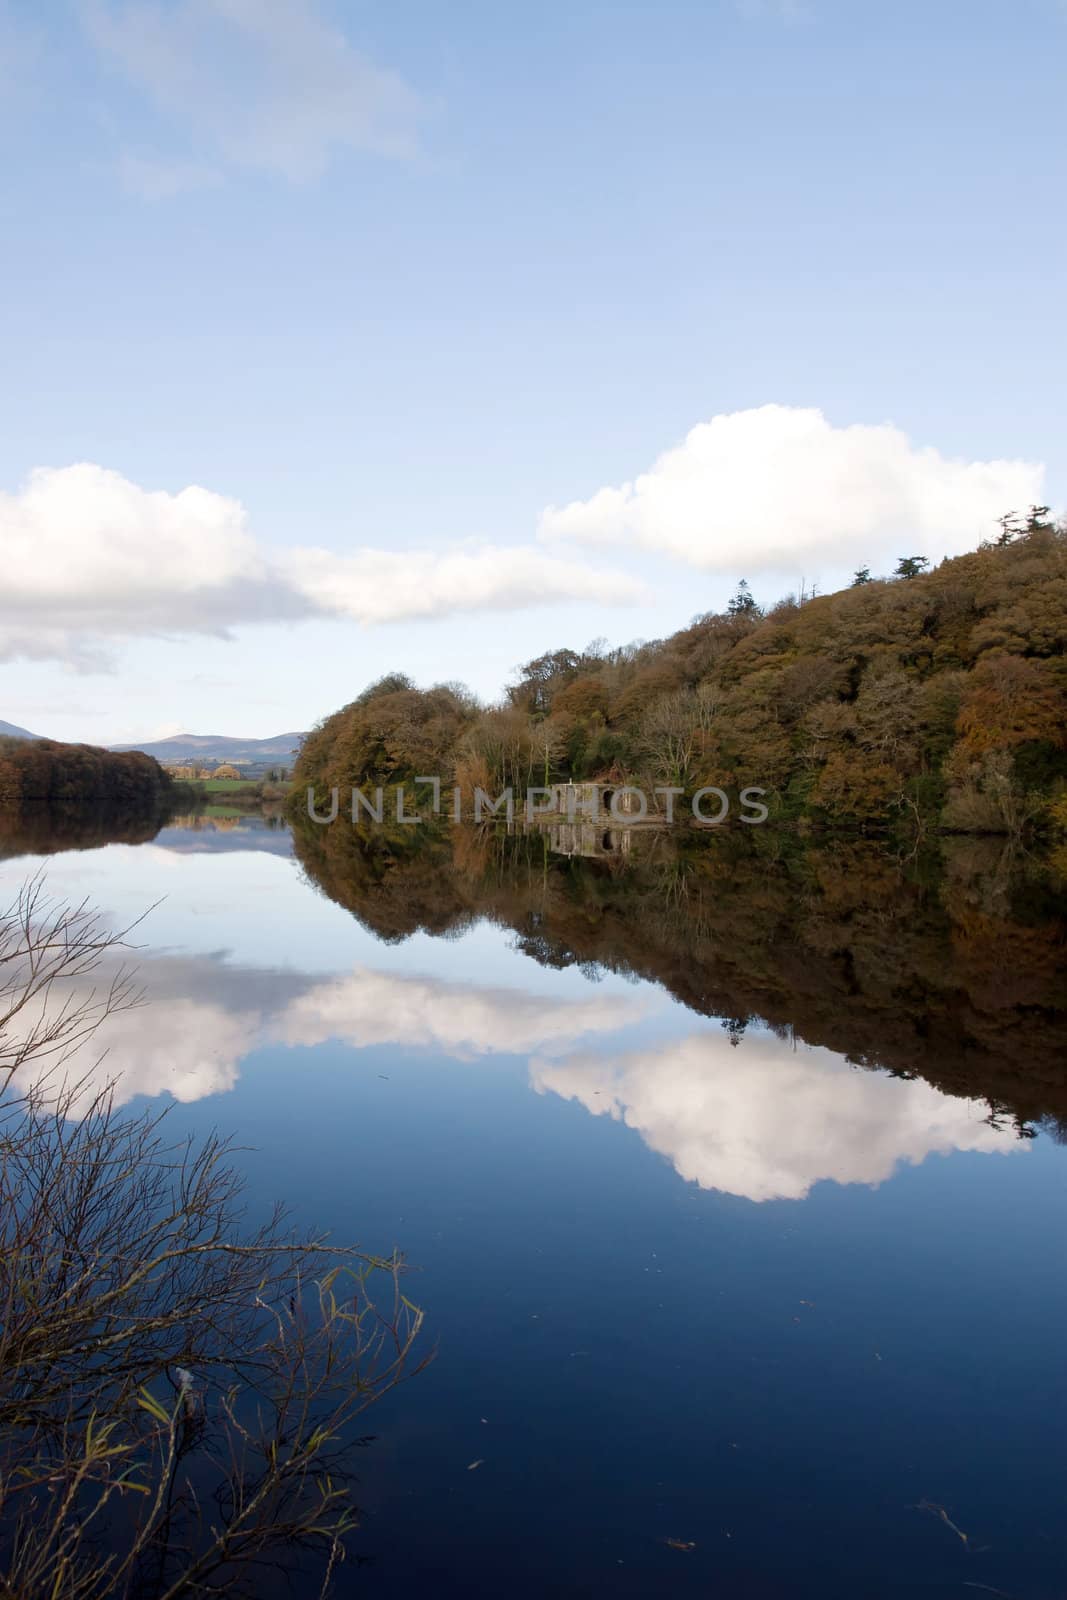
918,1500 -> 969,1546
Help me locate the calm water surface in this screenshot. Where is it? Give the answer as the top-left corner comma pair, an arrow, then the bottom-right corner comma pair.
3,813 -> 1067,1598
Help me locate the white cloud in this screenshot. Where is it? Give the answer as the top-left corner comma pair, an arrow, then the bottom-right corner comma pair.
532,1030 -> 1020,1202
0,463 -> 644,668
7,464 -> 265,598
539,405 -> 1045,576
288,544 -> 644,626
84,0 -> 423,182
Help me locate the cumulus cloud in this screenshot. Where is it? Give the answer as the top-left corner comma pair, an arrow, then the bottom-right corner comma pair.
539,405 -> 1045,576
531,1030 -> 1020,1202
288,544 -> 643,626
84,0 -> 423,182
0,463 -> 644,668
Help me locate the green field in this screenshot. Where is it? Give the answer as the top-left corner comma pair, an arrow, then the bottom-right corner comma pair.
197,778 -> 261,793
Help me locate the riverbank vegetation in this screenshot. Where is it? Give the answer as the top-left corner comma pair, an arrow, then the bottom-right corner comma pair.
294,513 -> 1067,835
187,776 -> 291,804
0,738 -> 174,823
0,878 -> 425,1597
0,744 -> 291,834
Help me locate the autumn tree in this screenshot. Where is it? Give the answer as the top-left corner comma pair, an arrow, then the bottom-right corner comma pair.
639,689 -> 702,789
294,520 -> 1067,836
507,649 -> 583,716
956,653 -> 1065,757
294,681 -> 479,794
528,716 -> 569,787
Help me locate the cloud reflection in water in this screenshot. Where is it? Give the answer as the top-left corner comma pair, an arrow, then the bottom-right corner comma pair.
9,947 -> 1021,1203
532,1033 -> 1020,1201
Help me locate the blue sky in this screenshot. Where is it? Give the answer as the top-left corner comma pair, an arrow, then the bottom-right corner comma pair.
1,0 -> 1064,744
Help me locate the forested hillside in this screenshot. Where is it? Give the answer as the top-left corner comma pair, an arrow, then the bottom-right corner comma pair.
296,513 -> 1067,833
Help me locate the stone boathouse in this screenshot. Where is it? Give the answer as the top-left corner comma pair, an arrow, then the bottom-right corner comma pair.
547,781 -> 646,820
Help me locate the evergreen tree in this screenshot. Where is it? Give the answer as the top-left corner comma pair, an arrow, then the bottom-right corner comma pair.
894,556 -> 929,580
852,566 -> 871,585
728,579 -> 759,616
996,511 -> 1023,546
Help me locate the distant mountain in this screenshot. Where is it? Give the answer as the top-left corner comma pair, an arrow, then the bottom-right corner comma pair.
0,719 -> 42,740
109,731 -> 306,765
153,816 -> 294,856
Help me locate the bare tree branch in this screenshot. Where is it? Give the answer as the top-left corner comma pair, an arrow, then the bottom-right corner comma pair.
0,879 -> 428,1598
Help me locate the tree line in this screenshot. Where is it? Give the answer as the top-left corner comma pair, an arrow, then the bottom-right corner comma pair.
294,510 -> 1067,835
0,738 -> 174,823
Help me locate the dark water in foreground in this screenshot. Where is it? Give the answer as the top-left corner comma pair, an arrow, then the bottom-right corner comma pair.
4,811 -> 1067,1597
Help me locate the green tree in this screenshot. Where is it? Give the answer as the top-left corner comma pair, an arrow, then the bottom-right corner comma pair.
1026,503 -> 1054,533
894,556 -> 929,580
727,579 -> 759,616
852,566 -> 872,585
